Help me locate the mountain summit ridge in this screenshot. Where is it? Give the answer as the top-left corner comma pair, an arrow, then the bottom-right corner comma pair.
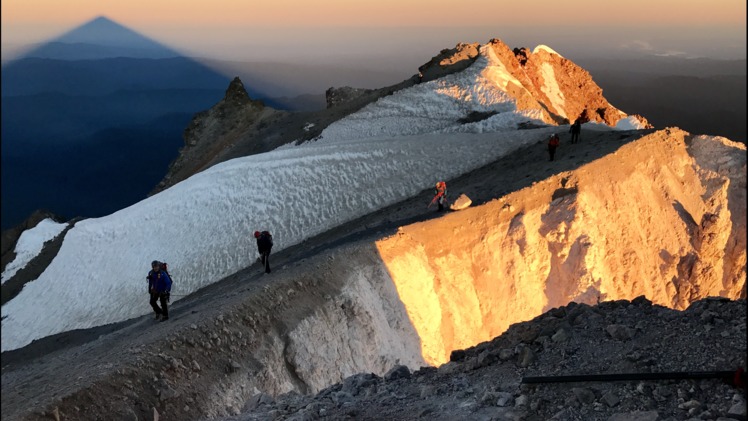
156,38 -> 648,190
411,38 -> 628,126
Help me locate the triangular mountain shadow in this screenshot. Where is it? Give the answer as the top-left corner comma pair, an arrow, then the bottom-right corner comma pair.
0,16 -> 239,230
1,15 -> 233,96
13,16 -> 180,60
1,16 -> 305,104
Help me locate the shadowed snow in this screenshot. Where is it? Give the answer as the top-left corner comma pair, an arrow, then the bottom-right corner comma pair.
1,219 -> 67,284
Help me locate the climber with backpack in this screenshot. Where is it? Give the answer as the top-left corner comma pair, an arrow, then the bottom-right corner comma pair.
570,118 -> 582,144
429,181 -> 448,212
548,133 -> 560,161
146,260 -> 172,321
254,230 -> 273,273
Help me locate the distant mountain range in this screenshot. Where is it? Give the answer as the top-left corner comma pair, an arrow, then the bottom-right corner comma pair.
1,57 -> 229,96
578,56 -> 746,143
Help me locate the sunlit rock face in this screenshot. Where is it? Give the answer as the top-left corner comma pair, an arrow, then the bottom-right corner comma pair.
376,128 -> 746,365
412,38 -> 627,127
484,39 -> 631,126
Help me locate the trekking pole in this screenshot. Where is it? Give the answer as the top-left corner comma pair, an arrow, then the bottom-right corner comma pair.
428,195 -> 438,208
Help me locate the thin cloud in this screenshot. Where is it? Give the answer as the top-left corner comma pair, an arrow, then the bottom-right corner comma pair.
619,39 -> 655,51
619,40 -> 694,58
654,50 -> 688,57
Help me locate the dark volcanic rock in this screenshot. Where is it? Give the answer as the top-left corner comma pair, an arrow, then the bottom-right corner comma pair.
325,86 -> 375,109
222,298 -> 746,421
417,42 -> 481,83
152,76 -> 273,193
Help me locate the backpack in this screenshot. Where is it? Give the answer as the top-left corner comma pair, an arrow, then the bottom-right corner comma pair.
549,136 -> 560,146
159,262 -> 173,297
259,231 -> 273,246
161,262 -> 170,277
147,262 -> 172,292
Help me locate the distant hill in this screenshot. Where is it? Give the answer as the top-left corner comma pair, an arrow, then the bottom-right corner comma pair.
19,41 -> 178,61
582,57 -> 747,143
1,57 -> 230,97
1,113 -> 190,227
199,58 -> 409,99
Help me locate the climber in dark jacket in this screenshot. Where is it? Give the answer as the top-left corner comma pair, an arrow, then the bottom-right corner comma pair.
147,260 -> 172,321
570,118 -> 582,143
254,231 -> 273,273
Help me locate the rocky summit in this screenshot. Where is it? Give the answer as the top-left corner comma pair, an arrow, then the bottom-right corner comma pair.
152,77 -> 275,194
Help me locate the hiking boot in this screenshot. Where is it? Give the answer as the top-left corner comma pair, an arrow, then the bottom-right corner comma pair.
154,314 -> 161,321
160,316 -> 169,322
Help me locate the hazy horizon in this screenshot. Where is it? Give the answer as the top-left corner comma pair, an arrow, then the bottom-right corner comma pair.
2,0 -> 746,71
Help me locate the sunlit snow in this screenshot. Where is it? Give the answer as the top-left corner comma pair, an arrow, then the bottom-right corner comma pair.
532,44 -> 564,57
539,62 -> 568,119
615,115 -> 649,130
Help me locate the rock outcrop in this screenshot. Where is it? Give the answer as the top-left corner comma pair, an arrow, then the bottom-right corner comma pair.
484,39 -> 630,126
325,86 -> 376,109
152,77 -> 278,193
417,42 -> 481,83
1,210 -> 64,273
376,128 -> 745,366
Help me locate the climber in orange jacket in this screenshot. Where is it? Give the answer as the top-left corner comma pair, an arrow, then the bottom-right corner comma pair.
429,181 -> 448,212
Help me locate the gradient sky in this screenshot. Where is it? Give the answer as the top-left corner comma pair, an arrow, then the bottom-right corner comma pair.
2,0 -> 746,64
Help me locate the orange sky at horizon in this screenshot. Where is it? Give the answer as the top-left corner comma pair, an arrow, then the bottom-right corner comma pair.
2,0 -> 745,63
3,0 -> 746,39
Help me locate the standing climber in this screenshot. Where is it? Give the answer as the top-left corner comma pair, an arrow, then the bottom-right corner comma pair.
548,133 -> 560,161
254,230 -> 273,273
570,118 -> 582,144
430,181 -> 448,212
147,260 -> 172,321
